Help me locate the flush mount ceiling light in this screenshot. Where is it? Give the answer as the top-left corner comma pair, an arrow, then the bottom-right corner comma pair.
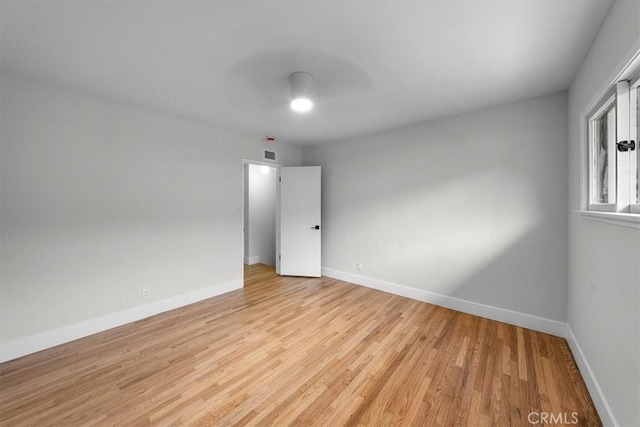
289,71 -> 314,113
259,165 -> 271,175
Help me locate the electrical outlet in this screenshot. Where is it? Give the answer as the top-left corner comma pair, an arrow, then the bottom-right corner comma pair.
356,262 -> 363,272
141,288 -> 151,300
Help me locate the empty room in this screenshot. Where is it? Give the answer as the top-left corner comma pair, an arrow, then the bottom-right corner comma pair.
1,0 -> 639,426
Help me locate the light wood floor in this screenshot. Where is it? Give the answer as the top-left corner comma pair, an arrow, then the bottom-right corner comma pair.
0,264 -> 600,426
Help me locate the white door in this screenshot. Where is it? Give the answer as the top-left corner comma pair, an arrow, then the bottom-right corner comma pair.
279,166 -> 321,277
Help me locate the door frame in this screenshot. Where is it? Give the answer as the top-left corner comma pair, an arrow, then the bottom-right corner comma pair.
241,159 -> 281,284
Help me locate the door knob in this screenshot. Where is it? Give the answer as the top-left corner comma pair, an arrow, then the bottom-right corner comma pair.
311,225 -> 320,230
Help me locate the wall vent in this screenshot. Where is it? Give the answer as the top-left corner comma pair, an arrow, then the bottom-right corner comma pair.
264,150 -> 276,161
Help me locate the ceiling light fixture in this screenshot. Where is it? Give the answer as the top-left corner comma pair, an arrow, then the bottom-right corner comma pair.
289,71 -> 314,113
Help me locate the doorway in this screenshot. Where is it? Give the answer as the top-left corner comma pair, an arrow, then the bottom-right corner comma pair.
243,162 -> 278,285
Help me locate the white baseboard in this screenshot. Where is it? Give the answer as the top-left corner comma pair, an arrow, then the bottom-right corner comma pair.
565,324 -> 618,427
244,256 -> 260,265
0,278 -> 243,363
321,267 -> 567,338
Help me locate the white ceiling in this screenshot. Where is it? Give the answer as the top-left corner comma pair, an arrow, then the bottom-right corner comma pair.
1,0 -> 612,148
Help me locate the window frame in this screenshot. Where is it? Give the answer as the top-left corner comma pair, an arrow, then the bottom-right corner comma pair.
629,75 -> 640,214
587,92 -> 617,212
579,44 -> 640,229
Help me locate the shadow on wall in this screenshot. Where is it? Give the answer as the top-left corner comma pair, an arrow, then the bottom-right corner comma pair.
370,170 -> 540,289
322,169 -> 565,320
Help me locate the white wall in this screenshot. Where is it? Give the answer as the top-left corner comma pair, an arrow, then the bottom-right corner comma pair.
246,164 -> 277,266
567,1 -> 640,426
0,73 -> 301,358
303,92 -> 568,324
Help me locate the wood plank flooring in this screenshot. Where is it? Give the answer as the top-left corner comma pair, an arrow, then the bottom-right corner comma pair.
0,264 -> 600,426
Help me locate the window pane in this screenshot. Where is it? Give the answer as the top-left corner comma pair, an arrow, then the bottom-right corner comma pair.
591,103 -> 616,204
636,86 -> 639,204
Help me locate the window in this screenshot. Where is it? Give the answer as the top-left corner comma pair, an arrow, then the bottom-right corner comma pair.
633,77 -> 640,212
585,56 -> 640,217
588,93 -> 616,208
